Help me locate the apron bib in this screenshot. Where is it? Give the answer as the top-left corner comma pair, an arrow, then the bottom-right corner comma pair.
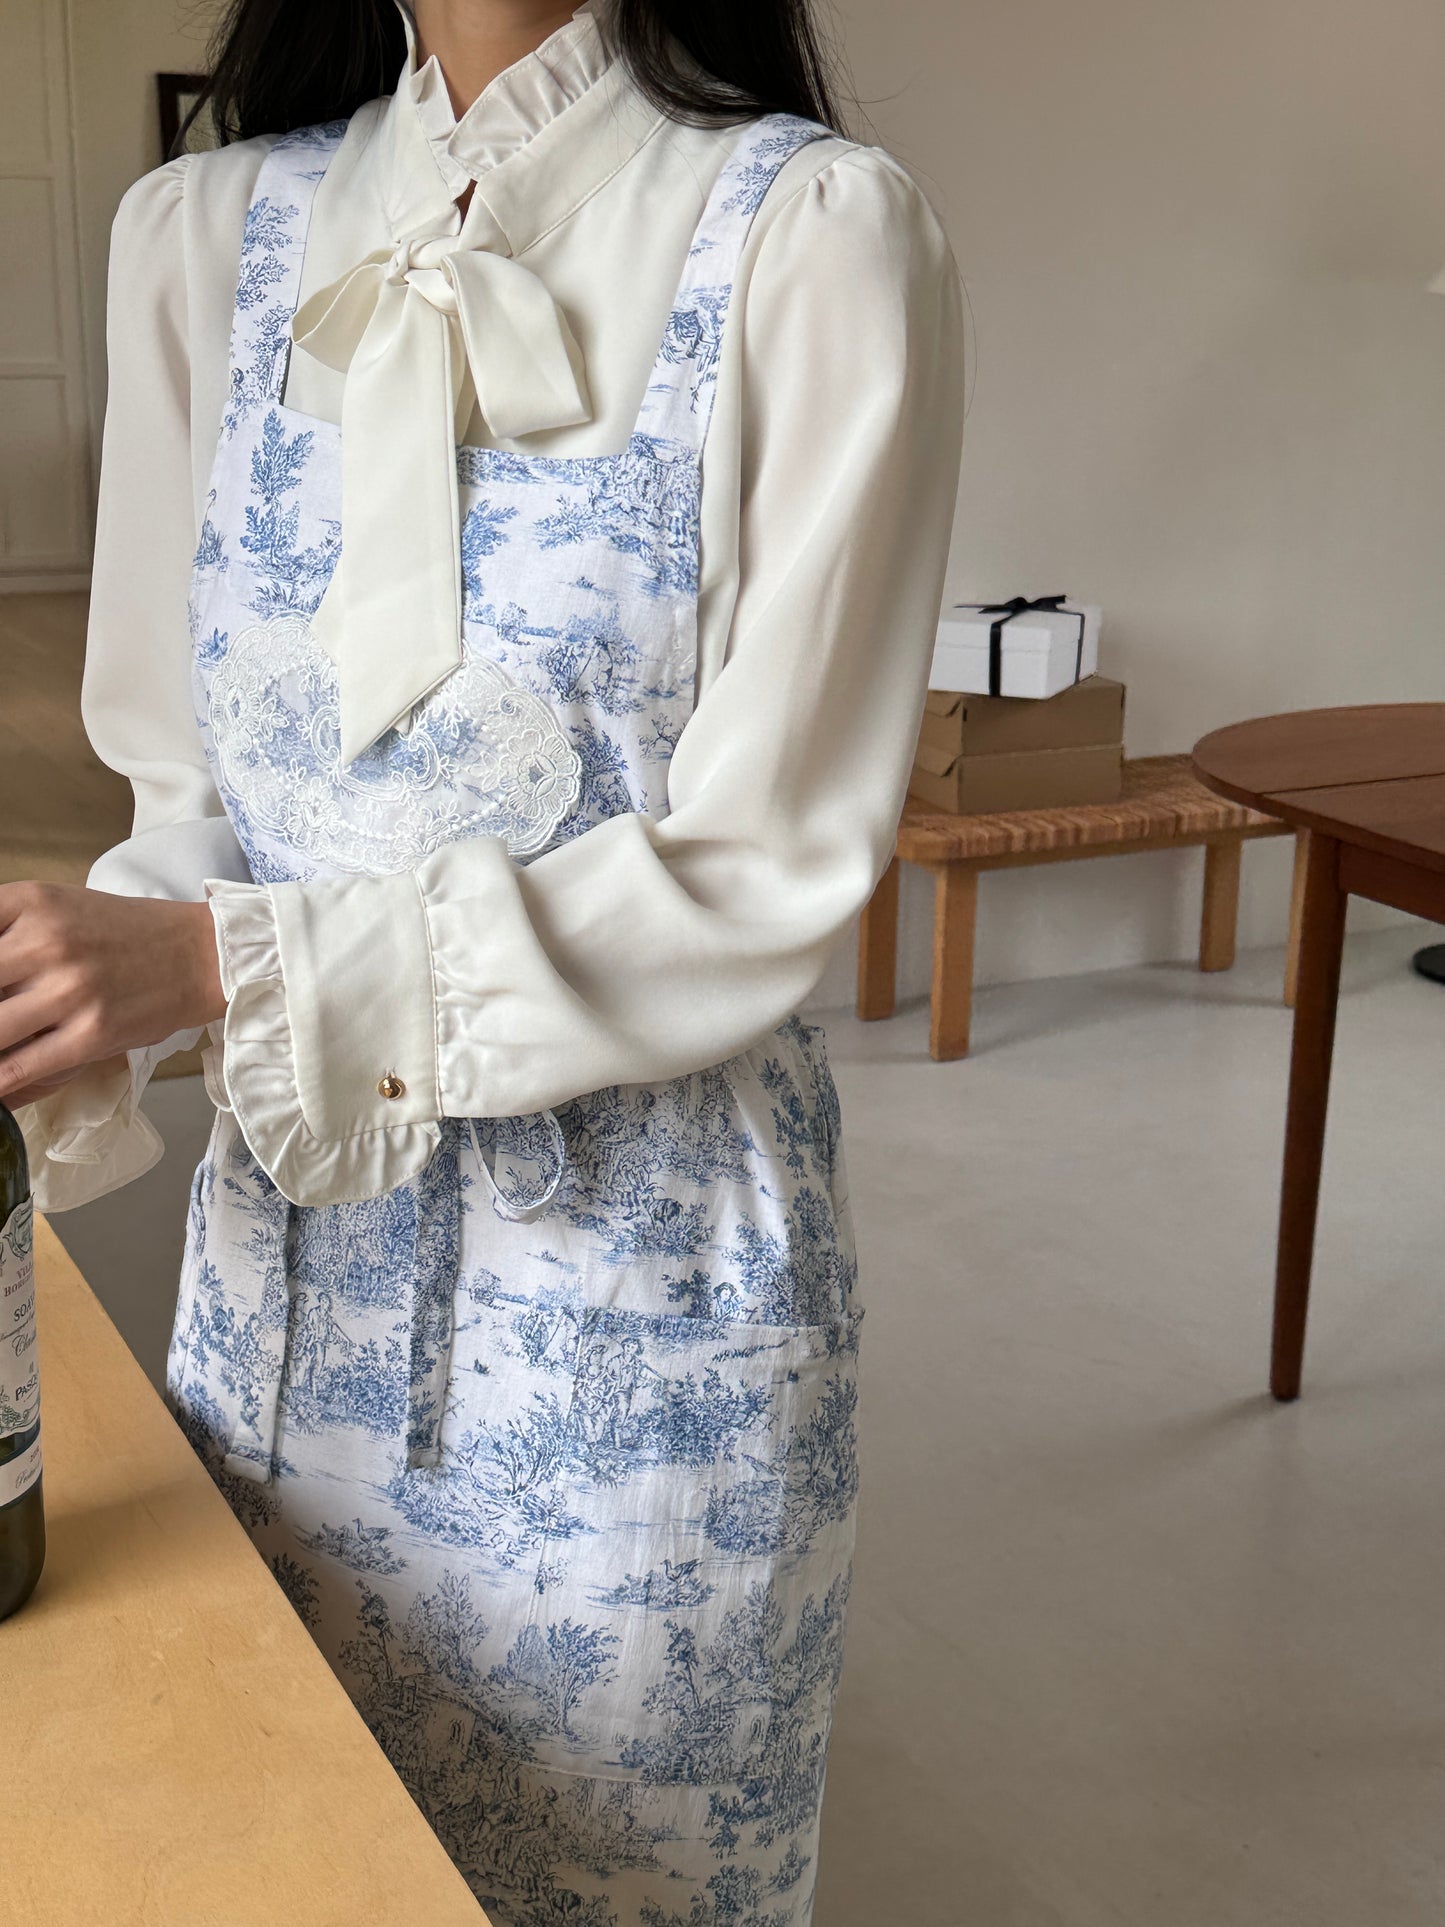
170,111 -> 862,1927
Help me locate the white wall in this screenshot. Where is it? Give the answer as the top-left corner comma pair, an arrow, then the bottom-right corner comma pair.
812,0 -> 1445,1008
67,0 -> 210,455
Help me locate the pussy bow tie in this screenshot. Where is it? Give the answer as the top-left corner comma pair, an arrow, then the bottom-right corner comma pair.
293,232 -> 593,764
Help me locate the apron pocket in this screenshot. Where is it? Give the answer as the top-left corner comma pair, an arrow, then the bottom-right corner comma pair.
387,1293 -> 580,1592
492,1302 -> 862,1785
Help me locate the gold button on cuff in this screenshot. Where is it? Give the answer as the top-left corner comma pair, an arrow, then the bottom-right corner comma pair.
377,1073 -> 406,1101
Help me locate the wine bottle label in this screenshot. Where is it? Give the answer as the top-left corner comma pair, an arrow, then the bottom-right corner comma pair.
0,1431 -> 40,1508
0,1199 -> 39,1504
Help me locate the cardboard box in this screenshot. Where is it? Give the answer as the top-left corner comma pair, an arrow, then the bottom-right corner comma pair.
919,676 -> 1126,758
908,742 -> 1123,814
932,601 -> 1102,698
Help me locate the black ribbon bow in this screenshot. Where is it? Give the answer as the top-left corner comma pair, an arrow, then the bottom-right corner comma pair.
968,595 -> 1086,697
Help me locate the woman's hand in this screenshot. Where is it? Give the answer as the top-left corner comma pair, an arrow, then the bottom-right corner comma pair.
0,883 -> 227,1106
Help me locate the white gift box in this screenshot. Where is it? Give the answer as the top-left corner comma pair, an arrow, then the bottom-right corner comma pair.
930,599 -> 1102,699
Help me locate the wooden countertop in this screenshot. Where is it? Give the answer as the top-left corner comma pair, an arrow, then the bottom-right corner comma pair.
8,1217 -> 485,1927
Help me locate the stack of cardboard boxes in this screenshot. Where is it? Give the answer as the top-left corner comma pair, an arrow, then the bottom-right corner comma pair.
910,677 -> 1127,813
911,600 -> 1126,813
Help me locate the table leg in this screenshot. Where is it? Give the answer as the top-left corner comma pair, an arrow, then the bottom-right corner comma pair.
857,857 -> 900,1022
1271,831 -> 1346,1401
1199,836 -> 1242,972
930,863 -> 977,1061
1283,830 -> 1310,1009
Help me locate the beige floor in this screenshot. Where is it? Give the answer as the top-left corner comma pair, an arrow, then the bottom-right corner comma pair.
50,923 -> 1445,1924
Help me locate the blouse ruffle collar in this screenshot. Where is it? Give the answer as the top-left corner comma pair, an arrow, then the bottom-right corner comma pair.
296,3 -> 661,763
402,5 -> 616,193
394,3 -> 611,199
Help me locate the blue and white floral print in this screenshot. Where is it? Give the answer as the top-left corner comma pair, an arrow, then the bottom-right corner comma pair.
192,114 -> 828,889
175,110 -> 858,1927
219,123 -> 346,439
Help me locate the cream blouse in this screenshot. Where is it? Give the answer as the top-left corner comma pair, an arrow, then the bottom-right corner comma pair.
19,3 -> 964,1210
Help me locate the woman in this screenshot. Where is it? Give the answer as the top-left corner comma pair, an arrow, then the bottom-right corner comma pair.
4,1 -> 962,1919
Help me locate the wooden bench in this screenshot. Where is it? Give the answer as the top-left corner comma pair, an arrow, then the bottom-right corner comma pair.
857,754 -> 1303,1059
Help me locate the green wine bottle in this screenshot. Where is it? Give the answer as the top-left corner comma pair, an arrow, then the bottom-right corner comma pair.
0,1102 -> 43,1620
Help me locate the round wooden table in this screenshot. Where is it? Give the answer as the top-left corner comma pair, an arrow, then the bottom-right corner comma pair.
1193,704 -> 1445,1399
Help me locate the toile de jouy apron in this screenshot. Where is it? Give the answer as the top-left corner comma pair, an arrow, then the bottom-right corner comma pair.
169,111 -> 862,1927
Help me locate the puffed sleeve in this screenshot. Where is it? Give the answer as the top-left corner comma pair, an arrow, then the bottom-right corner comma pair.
207,144 -> 965,1206
18,158 -> 254,1212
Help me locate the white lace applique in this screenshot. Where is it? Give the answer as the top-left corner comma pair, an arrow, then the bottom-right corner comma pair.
196,114 -> 830,883
209,615 -> 582,874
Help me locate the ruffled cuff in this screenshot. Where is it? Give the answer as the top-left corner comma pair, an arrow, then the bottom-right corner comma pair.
18,1048 -> 166,1213
206,874 -> 442,1208
420,830 -> 600,1120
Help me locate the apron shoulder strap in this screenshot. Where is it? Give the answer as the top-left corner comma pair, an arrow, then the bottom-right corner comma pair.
222,120 -> 350,436
633,113 -> 836,455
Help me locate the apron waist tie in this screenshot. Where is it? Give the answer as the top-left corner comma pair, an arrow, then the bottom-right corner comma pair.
466,1109 -> 568,1225
404,1120 -> 464,1470
219,1181 -> 293,1488
215,1117 -> 564,1485
221,1363 -> 287,1486
407,1113 -> 565,1471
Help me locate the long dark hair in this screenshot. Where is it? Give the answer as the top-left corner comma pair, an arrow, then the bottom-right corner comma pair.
190,0 -> 847,151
